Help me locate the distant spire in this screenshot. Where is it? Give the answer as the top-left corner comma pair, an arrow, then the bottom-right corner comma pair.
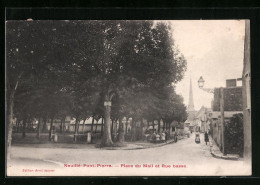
187,77 -> 195,111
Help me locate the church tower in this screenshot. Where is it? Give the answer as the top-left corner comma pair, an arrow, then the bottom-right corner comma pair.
185,76 -> 197,124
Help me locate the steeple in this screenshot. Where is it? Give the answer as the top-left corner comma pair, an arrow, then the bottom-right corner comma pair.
187,77 -> 195,111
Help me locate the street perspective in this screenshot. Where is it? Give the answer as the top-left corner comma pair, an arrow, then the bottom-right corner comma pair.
6,20 -> 251,176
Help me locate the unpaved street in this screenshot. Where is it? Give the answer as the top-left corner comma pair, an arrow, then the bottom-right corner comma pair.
7,133 -> 250,176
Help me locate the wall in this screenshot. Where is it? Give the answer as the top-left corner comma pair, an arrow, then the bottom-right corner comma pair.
213,87 -> 243,111
46,122 -> 102,133
211,118 -> 222,149
69,124 -> 102,133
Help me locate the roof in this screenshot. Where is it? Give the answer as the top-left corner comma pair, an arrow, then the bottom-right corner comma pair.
194,106 -> 212,120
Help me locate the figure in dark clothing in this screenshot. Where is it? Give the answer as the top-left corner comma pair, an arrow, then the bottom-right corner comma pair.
165,131 -> 169,142
195,133 -> 200,144
204,132 -> 209,145
174,131 -> 178,143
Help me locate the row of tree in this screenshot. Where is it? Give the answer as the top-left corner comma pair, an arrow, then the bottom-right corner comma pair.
6,20 -> 187,157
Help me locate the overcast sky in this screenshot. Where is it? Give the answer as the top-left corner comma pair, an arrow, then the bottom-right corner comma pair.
168,20 -> 245,110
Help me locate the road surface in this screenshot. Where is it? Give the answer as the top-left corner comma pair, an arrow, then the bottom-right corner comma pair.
7,133 -> 251,176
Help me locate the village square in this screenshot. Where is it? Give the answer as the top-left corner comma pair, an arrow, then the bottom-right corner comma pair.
6,19 -> 251,176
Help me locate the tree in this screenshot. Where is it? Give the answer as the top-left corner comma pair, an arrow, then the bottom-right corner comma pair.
6,20 -> 187,150
100,21 -> 186,145
6,20 -> 57,158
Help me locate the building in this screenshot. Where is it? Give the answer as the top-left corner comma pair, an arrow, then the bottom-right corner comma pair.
43,116 -> 72,132
193,106 -> 212,133
68,117 -> 103,133
210,78 -> 243,153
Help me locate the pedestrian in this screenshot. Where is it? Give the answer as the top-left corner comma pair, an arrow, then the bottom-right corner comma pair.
195,133 -> 200,144
174,131 -> 178,143
165,131 -> 168,143
161,132 -> 166,143
204,131 -> 209,145
151,132 -> 156,143
156,133 -> 160,143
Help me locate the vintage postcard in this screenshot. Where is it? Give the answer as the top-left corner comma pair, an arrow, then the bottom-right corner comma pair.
6,19 -> 251,176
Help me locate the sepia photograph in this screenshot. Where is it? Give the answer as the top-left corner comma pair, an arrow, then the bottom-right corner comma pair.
5,19 -> 251,176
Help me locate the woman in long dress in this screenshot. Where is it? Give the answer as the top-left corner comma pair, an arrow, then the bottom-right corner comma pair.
204,131 -> 209,145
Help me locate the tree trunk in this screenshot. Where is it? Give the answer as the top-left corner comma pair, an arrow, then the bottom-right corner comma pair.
62,117 -> 66,133
36,118 -> 42,139
101,117 -> 104,136
7,72 -> 22,160
95,119 -> 98,133
118,117 -> 125,143
91,115 -> 95,134
60,118 -> 63,133
131,117 -> 137,141
111,119 -> 114,133
101,96 -> 113,146
140,118 -> 144,139
77,119 -> 80,133
82,118 -> 86,134
131,118 -> 133,132
17,119 -> 20,132
15,119 -> 19,132
125,117 -> 129,134
48,117 -> 54,141
30,119 -> 33,129
158,119 -> 161,133
74,117 -> 79,142
42,116 -> 47,132
22,116 -> 27,138
152,119 -> 155,133
7,91 -> 15,160
19,120 -> 22,132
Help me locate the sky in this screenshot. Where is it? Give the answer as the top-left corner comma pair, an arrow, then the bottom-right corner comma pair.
168,20 -> 245,110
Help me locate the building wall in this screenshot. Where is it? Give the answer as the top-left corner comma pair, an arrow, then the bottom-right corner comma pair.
211,118 -> 222,148
213,87 -> 243,111
69,124 -> 102,133
212,119 -> 218,143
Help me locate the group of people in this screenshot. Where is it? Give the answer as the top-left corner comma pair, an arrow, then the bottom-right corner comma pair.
151,132 -> 166,143
145,129 -> 170,143
195,130 -> 210,145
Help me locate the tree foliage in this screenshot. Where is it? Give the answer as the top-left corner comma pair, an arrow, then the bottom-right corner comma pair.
6,20 -> 187,147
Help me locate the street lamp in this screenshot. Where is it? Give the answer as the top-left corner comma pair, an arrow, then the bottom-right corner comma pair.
197,76 -> 214,94
197,76 -> 226,155
198,76 -> 205,88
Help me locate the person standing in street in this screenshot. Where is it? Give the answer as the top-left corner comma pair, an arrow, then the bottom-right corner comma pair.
174,131 -> 178,143
204,131 -> 209,145
161,132 -> 166,143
